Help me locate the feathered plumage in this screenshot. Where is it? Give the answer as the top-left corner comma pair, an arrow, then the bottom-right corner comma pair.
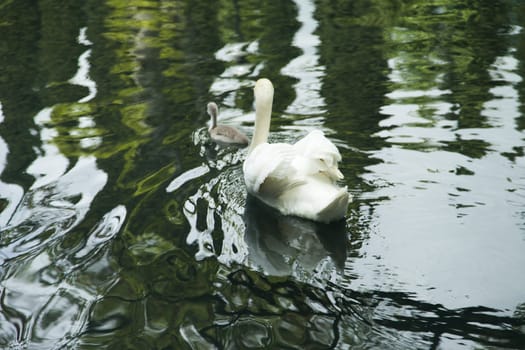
207,102 -> 249,147
243,79 -> 351,223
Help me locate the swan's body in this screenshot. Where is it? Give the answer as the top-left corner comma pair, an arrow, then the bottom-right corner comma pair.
207,102 -> 249,147
243,79 -> 351,223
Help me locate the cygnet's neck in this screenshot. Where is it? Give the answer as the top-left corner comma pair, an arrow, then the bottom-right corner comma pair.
207,102 -> 218,129
249,79 -> 274,154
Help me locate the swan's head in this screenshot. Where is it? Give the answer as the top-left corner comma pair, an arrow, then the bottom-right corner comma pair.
254,78 -> 274,105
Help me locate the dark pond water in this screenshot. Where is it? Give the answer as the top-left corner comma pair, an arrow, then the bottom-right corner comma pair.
1,0 -> 525,349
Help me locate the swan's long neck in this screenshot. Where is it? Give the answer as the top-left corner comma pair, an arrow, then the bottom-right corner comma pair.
207,102 -> 218,129
249,79 -> 274,154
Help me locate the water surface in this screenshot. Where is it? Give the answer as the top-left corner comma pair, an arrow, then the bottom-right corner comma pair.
1,0 -> 525,349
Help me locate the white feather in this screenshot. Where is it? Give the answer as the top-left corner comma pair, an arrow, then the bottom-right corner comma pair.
243,79 -> 351,223
293,130 -> 344,181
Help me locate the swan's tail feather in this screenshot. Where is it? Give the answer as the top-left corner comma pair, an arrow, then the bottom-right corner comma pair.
317,188 -> 351,223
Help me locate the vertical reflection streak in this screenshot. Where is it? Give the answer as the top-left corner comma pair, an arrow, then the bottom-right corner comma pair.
0,102 -> 24,228
69,27 -> 97,104
281,0 -> 326,117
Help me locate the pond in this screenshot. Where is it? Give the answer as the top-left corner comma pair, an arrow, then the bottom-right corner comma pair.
1,0 -> 525,349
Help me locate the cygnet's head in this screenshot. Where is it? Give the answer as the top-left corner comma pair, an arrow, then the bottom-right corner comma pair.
207,102 -> 219,129
207,102 -> 218,118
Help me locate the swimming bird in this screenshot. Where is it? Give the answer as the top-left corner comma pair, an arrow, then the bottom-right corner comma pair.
243,78 -> 350,223
207,102 -> 249,147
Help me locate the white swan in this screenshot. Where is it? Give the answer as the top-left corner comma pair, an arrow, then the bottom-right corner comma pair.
243,78 -> 351,223
207,102 -> 249,147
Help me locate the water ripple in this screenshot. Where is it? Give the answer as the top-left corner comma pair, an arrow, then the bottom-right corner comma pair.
0,157 -> 107,264
74,205 -> 126,261
0,204 -> 124,349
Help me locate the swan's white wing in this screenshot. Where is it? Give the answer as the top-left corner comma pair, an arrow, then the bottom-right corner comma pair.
293,130 -> 343,181
294,130 -> 342,163
243,143 -> 305,197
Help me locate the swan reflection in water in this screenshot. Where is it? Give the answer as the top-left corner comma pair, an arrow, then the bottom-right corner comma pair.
243,194 -> 348,278
177,163 -> 348,282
